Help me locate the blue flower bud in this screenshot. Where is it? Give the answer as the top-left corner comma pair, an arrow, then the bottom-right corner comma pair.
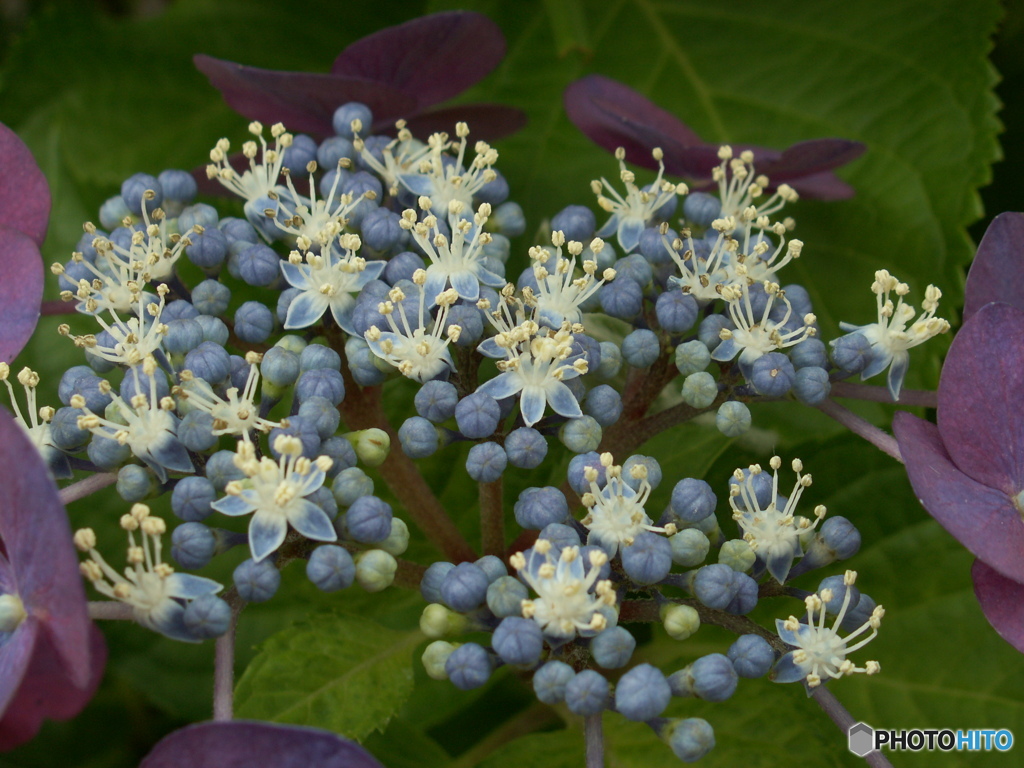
171,522 -> 217,569
590,625 -> 636,669
171,476 -> 216,522
318,436 -> 356,478
616,663 -> 671,721
683,191 -> 722,228
551,205 -> 596,242
219,217 -> 259,251
445,642 -> 493,690
841,593 -> 878,633
98,195 -> 131,230
582,385 -> 622,429
567,451 -> 604,495
790,337 -> 828,369
791,516 -> 861,579
830,332 -> 873,374
186,227 -> 228,270
665,718 -> 715,762
621,531 -> 673,585
234,243 -> 280,287
261,346 -> 300,388
332,467 -> 374,506
621,329 -> 660,368
233,301 -> 275,344
341,171 -> 382,227
513,486 -> 569,530
623,455 -> 661,491
473,555 -> 506,583
279,133 -> 317,171
421,561 -> 455,604
698,315 -> 730,351
692,564 -> 739,610
191,279 -> 231,316
684,653 -> 738,702
179,203 -> 219,232
163,318 -> 205,356
333,102 -> 373,139
670,478 -> 717,523
503,427 -> 547,469
670,529 -> 711,567
750,352 -> 795,397
564,669 -> 609,716
597,341 -> 622,378
614,254 -> 653,287
317,135 -> 355,168
295,368 -> 345,406
49,406 -> 90,450
379,252 -> 423,287
655,290 -> 699,333
116,464 -> 156,502
638,226 -> 675,263
456,393 -> 501,439
182,594 -> 231,640
441,562 -> 490,612
728,634 -> 775,678
398,416 -> 438,458
196,315 -> 230,347
466,442 -> 507,482
793,366 -> 831,405
297,396 -> 341,441
121,172 -> 162,216
184,342 -> 231,386
539,523 -> 582,552
682,371 -> 718,408
817,574 -> 861,615
299,344 -> 341,373
158,169 -> 197,208
177,410 -> 217,453
360,207 -> 403,252
58,365 -> 96,405
442,303 -> 484,346
306,545 -> 355,592
345,496 -> 392,544
490,200 -> 524,236
233,557 -> 280,603
487,575 -> 529,618
725,571 -> 758,614
414,380 -> 459,423
87,432 -> 131,470
716,400 -> 751,437
493,616 -> 544,666
600,278 -> 643,320
161,300 -> 199,322
533,660 -> 575,704
205,450 -> 246,492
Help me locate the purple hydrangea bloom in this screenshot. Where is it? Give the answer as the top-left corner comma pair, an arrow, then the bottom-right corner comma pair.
194,12 -> 526,141
0,122 -> 48,362
564,74 -> 865,200
0,406 -> 105,749
139,720 -> 386,767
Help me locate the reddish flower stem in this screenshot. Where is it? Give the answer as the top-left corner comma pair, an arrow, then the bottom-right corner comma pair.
817,400 -> 903,463
480,478 -> 505,557
60,472 -> 117,505
830,381 -> 937,409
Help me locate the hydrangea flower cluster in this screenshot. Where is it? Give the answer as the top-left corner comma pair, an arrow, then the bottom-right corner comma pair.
0,16 -> 949,762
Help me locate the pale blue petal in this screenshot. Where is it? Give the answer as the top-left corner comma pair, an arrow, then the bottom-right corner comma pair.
359,260 -> 387,284
165,572 -> 223,600
295,468 -> 326,497
765,549 -> 796,584
287,499 -> 338,543
280,261 -> 312,290
711,337 -> 739,362
885,351 -> 910,401
327,293 -> 358,331
146,601 -> 197,643
450,270 -> 480,302
596,214 -> 619,239
212,494 -> 256,517
332,299 -> 359,335
399,173 -> 434,197
284,290 -> 330,330
477,265 -> 506,288
424,269 -> 449,305
860,348 -> 891,379
771,651 -> 808,684
520,386 -> 547,426
618,218 -> 644,253
148,433 -> 194,475
249,513 -> 289,562
476,371 -> 523,400
546,381 -> 582,419
476,338 -> 505,359
775,618 -> 801,646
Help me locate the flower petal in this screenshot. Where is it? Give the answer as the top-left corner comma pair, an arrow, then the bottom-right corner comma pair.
0,123 -> 50,246
248,513 -> 288,563
894,412 -> 1024,584
449,269 -> 480,302
963,212 -> 1024,321
287,499 -> 337,543
279,261 -> 311,290
139,721 -> 386,768
164,573 -> 223,601
403,104 -> 527,143
972,559 -> 1024,654
193,55 -> 417,136
936,302 -> 1024,494
520,386 -> 547,427
546,382 -> 583,420
211,494 -> 255,517
0,227 -> 43,363
771,651 -> 808,684
284,290 -> 330,330
331,12 -> 506,109
476,371 -> 523,401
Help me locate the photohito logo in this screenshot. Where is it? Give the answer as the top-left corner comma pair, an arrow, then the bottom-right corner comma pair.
848,723 -> 1014,756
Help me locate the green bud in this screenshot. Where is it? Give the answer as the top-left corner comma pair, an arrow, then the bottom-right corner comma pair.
346,428 -> 391,467
422,640 -> 457,680
670,529 -> 711,567
274,334 -> 308,355
378,517 -> 409,556
661,603 -> 700,641
354,549 -> 397,592
419,603 -> 468,638
681,371 -> 718,409
718,539 -> 756,572
0,594 -> 27,633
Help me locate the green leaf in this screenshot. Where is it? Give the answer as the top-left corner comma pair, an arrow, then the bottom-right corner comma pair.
234,611 -> 422,740
431,0 -> 1000,394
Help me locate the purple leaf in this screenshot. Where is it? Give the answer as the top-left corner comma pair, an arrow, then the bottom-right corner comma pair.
401,103 -> 528,143
963,212 -> 1024,322
564,74 -> 864,199
194,55 -> 418,135
972,559 -> 1024,654
139,721 -> 387,768
894,412 -> 1024,584
0,226 -> 43,364
0,123 -> 50,246
936,302 -> 1024,495
332,12 -> 506,110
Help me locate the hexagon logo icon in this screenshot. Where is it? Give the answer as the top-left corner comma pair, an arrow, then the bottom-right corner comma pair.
848,722 -> 875,757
